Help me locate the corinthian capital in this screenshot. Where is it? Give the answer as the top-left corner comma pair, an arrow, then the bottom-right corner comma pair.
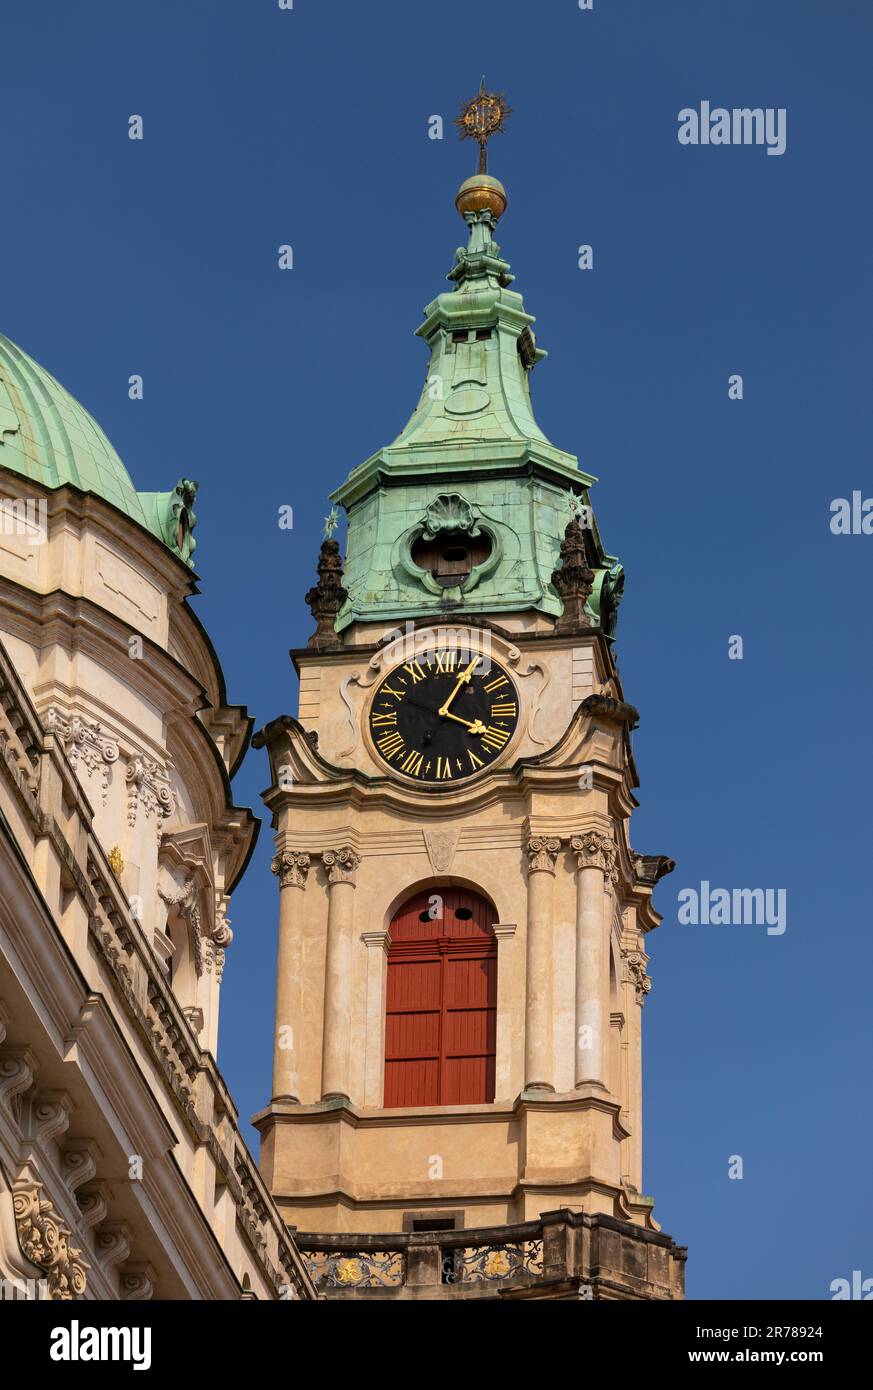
569,828 -> 617,872
271,851 -> 311,890
525,835 -> 562,876
322,846 -> 361,885
625,950 -> 652,1004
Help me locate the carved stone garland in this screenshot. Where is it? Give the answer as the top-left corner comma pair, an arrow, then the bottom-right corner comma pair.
44,707 -> 119,805
13,1178 -> 88,1300
158,879 -> 204,975
211,901 -> 233,982
126,756 -> 174,833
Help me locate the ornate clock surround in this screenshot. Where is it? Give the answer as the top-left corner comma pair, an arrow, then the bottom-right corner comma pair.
364,626 -> 525,785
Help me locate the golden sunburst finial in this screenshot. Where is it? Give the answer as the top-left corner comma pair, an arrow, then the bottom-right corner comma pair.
454,78 -> 512,174
454,79 -> 512,222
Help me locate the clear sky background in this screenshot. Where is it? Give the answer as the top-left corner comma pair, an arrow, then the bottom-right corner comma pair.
2,1 -> 871,1299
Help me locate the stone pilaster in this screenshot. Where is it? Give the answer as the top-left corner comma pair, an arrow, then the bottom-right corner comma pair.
320,847 -> 361,1102
361,929 -> 391,1106
523,835 -> 561,1092
270,850 -> 311,1102
493,922 -> 519,1100
570,831 -> 616,1091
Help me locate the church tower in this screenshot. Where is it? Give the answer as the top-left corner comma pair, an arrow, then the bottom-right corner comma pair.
254,89 -> 685,1300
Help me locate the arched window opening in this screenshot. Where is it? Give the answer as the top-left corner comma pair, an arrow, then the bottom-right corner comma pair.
384,888 -> 497,1108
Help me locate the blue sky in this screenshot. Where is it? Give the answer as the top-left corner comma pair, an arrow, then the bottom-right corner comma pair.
2,1 -> 871,1298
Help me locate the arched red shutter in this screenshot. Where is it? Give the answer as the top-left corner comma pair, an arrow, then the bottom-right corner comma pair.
384,889 -> 497,1108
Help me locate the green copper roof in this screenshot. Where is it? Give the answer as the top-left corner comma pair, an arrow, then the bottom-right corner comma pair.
0,332 -> 197,567
330,195 -> 621,632
334,206 -> 587,507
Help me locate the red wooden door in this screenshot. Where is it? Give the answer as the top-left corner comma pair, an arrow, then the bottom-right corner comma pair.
384,888 -> 497,1108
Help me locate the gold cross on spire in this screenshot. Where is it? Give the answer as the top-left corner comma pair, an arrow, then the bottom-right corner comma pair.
454,78 -> 512,174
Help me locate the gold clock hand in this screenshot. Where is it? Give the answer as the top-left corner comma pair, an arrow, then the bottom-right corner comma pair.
442,711 -> 487,735
438,656 -> 479,718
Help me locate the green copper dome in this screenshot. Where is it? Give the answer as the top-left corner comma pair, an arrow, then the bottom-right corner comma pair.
0,332 -> 198,567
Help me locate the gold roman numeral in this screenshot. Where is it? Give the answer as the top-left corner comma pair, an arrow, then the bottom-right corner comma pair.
400,749 -> 424,777
483,674 -> 509,693
491,701 -> 517,718
376,731 -> 404,760
467,749 -> 484,771
481,724 -> 510,752
381,683 -> 404,700
371,711 -> 397,726
402,661 -> 426,684
435,757 -> 453,779
435,650 -> 456,674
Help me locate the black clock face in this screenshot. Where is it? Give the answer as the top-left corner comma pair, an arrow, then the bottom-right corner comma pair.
368,647 -> 520,783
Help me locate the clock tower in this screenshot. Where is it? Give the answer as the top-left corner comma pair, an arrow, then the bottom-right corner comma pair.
254,91 -> 686,1300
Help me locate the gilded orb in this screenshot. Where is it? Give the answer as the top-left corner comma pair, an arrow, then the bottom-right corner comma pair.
455,174 -> 508,221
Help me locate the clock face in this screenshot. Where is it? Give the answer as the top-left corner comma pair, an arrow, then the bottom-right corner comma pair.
368,647 -> 520,783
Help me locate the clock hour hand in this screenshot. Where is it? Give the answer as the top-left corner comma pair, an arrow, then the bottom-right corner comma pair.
438,656 -> 480,718
442,710 -> 487,736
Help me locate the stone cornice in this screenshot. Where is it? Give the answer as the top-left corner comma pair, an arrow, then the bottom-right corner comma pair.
256,711 -> 638,823
288,617 -> 617,677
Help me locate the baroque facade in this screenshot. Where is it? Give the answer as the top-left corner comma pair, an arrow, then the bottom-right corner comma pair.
0,336 -> 315,1299
254,151 -> 686,1298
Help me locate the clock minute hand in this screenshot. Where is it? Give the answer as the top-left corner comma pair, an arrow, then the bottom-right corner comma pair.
438,656 -> 479,718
